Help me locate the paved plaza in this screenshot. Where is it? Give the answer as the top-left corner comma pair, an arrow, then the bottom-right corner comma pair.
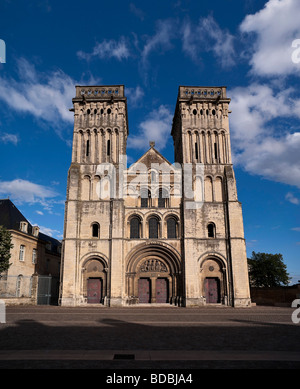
0,305 -> 299,369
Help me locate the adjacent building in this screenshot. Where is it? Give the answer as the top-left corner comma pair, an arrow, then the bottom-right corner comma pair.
0,199 -> 61,303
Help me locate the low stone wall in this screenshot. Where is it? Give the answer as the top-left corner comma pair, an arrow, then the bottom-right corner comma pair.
1,297 -> 36,306
250,285 -> 300,306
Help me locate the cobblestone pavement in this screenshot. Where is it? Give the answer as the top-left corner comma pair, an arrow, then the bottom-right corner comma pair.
0,305 -> 299,369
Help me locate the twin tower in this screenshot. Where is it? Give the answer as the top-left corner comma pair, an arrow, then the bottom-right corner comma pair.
59,85 -> 251,307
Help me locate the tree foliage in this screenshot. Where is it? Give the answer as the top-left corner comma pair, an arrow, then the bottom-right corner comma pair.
0,225 -> 13,273
248,251 -> 291,287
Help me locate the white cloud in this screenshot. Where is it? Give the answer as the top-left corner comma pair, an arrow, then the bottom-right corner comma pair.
0,179 -> 59,204
140,19 -> 176,82
182,22 -> 198,62
127,105 -> 173,150
129,3 -> 145,20
0,58 -> 74,127
285,192 -> 300,205
232,133 -> 300,188
230,84 -> 296,143
142,20 -> 175,61
230,1 -> 300,188
240,0 -> 300,77
291,227 -> 300,232
35,210 -> 44,215
126,85 -> 144,107
229,84 -> 300,188
77,16 -> 235,84
182,16 -> 236,68
38,225 -> 62,238
0,132 -> 19,145
246,239 -> 258,248
77,37 -> 130,61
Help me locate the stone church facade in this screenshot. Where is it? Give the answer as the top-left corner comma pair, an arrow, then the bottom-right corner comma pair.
59,85 -> 251,307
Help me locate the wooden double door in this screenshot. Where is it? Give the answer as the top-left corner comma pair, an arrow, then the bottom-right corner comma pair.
87,278 -> 103,304
205,277 -> 220,304
138,277 -> 169,304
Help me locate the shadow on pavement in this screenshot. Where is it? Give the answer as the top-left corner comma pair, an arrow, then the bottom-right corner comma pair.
0,310 -> 299,369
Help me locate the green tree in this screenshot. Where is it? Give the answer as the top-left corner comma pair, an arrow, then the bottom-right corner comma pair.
0,225 -> 13,273
248,251 -> 291,287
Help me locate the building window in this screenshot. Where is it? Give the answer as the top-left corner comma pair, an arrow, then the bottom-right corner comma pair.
32,249 -> 37,264
16,275 -> 22,297
158,188 -> 168,208
167,217 -> 178,239
149,217 -> 159,239
130,217 -> 141,239
19,245 -> 25,261
207,223 -> 216,238
32,226 -> 39,237
92,223 -> 100,238
151,171 -> 157,183
20,222 -> 28,233
107,139 -> 111,156
141,188 -> 150,208
86,140 -> 90,157
195,143 -> 199,160
214,142 -> 218,160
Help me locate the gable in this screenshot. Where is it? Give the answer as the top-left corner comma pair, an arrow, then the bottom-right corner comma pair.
128,146 -> 172,173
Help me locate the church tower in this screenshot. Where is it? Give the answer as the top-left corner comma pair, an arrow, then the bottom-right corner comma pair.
171,86 -> 251,307
60,86 -> 128,306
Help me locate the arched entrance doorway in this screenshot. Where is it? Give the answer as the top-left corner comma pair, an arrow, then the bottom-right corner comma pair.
126,243 -> 182,305
82,257 -> 108,304
200,256 -> 228,305
136,258 -> 171,304
204,277 -> 220,304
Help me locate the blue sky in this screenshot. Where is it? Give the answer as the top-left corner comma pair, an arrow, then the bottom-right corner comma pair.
0,0 -> 299,284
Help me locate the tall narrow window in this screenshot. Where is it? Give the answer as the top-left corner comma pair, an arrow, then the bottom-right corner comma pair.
130,217 -> 141,239
151,171 -> 157,183
207,223 -> 215,238
86,140 -> 90,156
32,249 -> 37,264
141,189 -> 150,208
158,188 -> 168,208
19,245 -> 25,261
107,139 -> 111,156
195,143 -> 199,161
92,223 -> 100,238
214,142 -> 218,160
149,217 -> 159,239
167,218 -> 177,239
16,275 -> 22,297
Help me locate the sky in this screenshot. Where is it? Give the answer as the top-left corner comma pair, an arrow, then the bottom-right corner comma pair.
0,0 -> 299,284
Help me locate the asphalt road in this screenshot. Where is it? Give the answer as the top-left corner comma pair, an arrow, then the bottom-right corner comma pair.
0,304 -> 299,370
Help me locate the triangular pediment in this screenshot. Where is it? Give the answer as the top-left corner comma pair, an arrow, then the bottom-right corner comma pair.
128,145 -> 172,173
